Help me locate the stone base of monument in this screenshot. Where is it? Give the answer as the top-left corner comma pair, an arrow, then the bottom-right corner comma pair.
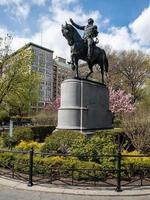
57,78 -> 112,134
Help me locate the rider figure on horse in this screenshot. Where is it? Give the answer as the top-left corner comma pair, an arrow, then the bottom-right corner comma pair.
70,18 -> 99,60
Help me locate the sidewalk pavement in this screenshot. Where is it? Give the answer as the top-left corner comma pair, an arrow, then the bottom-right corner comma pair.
0,176 -> 150,196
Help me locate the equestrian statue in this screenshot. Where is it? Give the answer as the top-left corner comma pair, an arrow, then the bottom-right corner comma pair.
61,18 -> 109,84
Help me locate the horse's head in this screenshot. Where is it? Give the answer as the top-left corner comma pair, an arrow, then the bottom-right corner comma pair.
61,22 -> 75,46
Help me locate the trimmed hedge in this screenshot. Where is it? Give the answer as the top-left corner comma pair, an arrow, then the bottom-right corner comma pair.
13,127 -> 34,142
1,125 -> 55,148
13,125 -> 55,142
41,129 -> 122,169
0,150 -> 150,181
41,130 -> 84,153
0,152 -> 102,180
122,150 -> 150,170
31,125 -> 55,142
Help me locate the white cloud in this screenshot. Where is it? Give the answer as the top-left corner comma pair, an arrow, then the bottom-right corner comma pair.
0,26 -> 13,57
3,1 -> 150,60
98,5 -> 150,53
11,37 -> 30,51
49,0 -> 100,25
1,0 -> 102,60
14,2 -> 30,19
0,26 -> 9,49
0,0 -> 30,20
29,0 -> 101,59
129,6 -> 150,46
32,0 -> 47,6
99,26 -> 140,51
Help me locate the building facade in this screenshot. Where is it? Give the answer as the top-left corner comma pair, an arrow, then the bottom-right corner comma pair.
53,56 -> 71,99
29,43 -> 54,111
2,42 -> 71,113
8,43 -> 71,112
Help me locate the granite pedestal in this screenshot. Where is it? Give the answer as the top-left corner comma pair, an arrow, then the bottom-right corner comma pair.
57,78 -> 112,133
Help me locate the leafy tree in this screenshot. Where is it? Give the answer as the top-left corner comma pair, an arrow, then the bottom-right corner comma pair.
108,50 -> 150,101
0,45 -> 41,116
0,34 -> 12,63
0,109 -> 9,124
122,109 -> 150,153
137,79 -> 150,111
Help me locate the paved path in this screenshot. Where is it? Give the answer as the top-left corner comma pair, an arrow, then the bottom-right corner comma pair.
0,177 -> 150,200
0,185 -> 150,200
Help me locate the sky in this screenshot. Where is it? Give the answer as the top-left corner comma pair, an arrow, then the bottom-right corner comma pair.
0,0 -> 150,59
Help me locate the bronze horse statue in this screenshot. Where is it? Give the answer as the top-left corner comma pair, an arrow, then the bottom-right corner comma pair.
61,22 -> 109,84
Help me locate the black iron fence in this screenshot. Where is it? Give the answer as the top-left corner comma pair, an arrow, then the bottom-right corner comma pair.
0,147 -> 150,192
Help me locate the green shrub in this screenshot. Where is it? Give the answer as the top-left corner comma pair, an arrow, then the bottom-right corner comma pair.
13,154 -> 29,173
122,150 -> 150,179
42,129 -> 123,169
0,152 -> 14,167
31,125 -> 55,142
15,140 -> 43,151
0,136 -> 3,148
0,152 -> 102,180
70,129 -> 118,169
0,127 -> 34,148
1,150 -> 150,182
11,125 -> 55,144
2,135 -> 18,148
122,150 -> 150,170
41,130 -> 84,153
13,127 -> 34,142
0,125 -> 55,148
69,136 -> 88,160
0,110 -> 10,124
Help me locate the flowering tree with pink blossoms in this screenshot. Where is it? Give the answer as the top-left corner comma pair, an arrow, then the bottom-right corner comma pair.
109,87 -> 135,114
44,88 -> 135,114
51,97 -> 61,111
43,97 -> 60,112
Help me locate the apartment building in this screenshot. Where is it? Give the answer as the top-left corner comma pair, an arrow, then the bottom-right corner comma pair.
5,42 -> 71,112
29,43 -> 54,111
53,56 -> 71,99
1,42 -> 71,112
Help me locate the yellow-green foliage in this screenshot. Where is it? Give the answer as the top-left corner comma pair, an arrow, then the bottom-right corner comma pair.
0,136 -> 3,147
0,152 -> 14,168
15,140 -> 43,151
42,130 -> 84,153
122,150 -> 150,169
0,152 -> 102,180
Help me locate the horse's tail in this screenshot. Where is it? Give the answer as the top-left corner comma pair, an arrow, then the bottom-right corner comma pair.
103,50 -> 109,73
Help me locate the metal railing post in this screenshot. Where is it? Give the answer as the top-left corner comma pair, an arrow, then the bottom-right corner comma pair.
116,134 -> 122,192
28,147 -> 33,187
71,168 -> 74,185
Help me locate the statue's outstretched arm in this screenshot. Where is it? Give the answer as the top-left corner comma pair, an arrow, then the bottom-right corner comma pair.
70,18 -> 84,30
